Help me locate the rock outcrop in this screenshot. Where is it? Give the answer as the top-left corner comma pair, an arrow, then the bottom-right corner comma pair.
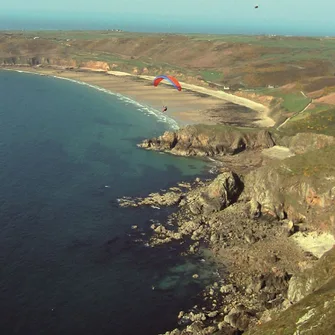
245,248 -> 335,335
138,125 -> 275,157
287,246 -> 335,304
118,180 -> 205,208
279,132 -> 335,155
186,171 -> 243,215
79,61 -> 110,71
242,145 -> 335,232
124,129 -> 335,335
1,58 -> 111,72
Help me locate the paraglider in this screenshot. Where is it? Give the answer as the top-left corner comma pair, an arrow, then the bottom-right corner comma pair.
153,75 -> 181,114
153,75 -> 182,91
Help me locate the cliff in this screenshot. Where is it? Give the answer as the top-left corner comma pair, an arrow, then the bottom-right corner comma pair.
1,56 -> 110,72
242,144 -> 335,232
138,125 -> 276,157
139,126 -> 335,232
133,125 -> 335,334
245,247 -> 335,335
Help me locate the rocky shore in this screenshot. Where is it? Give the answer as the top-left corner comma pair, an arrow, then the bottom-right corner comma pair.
119,125 -> 335,334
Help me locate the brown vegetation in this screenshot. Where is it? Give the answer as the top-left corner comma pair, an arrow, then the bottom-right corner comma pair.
1,32 -> 335,89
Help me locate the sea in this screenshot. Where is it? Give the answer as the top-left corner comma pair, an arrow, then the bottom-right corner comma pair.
1,12 -> 334,37
0,70 -> 217,335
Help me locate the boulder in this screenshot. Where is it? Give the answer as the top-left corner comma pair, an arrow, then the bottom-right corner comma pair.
187,171 -> 243,215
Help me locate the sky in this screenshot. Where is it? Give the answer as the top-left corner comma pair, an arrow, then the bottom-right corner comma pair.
1,0 -> 335,35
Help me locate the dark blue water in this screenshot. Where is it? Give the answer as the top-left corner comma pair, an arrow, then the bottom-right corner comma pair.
0,70 -> 215,335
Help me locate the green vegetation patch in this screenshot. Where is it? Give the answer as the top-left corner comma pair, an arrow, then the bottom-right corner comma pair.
200,70 -> 224,82
282,105 -> 335,136
279,144 -> 335,178
191,124 -> 260,137
280,93 -> 312,113
254,89 -> 312,118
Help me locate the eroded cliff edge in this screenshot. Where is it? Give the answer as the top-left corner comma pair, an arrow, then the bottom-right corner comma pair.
131,125 -> 335,334
138,125 -> 275,158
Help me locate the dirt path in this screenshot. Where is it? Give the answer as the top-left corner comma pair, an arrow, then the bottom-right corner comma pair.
277,99 -> 313,130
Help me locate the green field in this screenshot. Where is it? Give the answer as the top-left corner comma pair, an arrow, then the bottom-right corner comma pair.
280,93 -> 312,113
200,70 -> 224,82
7,30 -> 147,40
282,105 -> 335,136
255,89 -> 312,113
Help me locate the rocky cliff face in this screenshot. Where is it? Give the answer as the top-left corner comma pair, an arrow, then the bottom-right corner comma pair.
138,125 -> 275,157
1,57 -> 110,72
1,56 -> 75,67
242,145 -> 335,232
246,248 -> 335,335
124,129 -> 335,335
185,171 -> 243,216
279,132 -> 335,155
287,246 -> 335,304
79,61 -> 110,71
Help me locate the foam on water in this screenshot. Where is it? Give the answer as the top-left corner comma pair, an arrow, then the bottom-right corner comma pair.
7,69 -> 180,130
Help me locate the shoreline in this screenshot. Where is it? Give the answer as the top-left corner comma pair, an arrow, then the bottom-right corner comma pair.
1,65 -> 275,129
1,67 -> 181,130
2,66 -> 334,334
1,66 -> 266,170
1,66 -> 228,176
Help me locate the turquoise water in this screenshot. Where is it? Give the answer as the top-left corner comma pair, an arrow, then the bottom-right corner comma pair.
0,13 -> 333,36
0,71 -> 215,335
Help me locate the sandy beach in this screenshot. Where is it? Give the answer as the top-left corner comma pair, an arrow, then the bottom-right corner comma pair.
2,66 -> 275,128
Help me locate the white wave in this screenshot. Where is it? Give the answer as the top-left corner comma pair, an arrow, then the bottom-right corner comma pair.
112,92 -> 179,130
4,69 -> 180,130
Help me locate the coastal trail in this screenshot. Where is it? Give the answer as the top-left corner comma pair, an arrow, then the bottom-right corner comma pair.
277,98 -> 313,130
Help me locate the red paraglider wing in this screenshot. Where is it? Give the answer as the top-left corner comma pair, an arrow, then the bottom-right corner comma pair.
153,75 -> 182,91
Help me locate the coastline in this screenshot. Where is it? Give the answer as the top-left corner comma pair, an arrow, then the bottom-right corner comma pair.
1,66 -> 275,129
1,67 -> 181,130
2,66 -> 335,335
1,66 -> 229,177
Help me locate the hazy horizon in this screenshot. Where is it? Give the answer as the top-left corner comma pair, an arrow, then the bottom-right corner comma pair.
1,0 -> 334,37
